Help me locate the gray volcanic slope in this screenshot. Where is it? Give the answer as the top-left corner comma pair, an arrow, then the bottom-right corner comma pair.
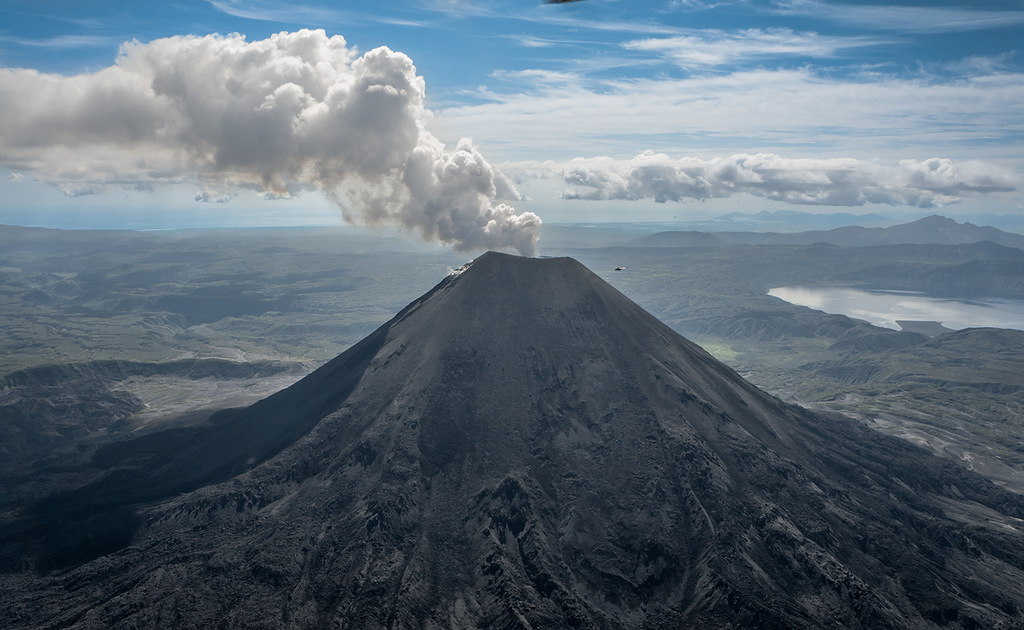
5,252 -> 1024,629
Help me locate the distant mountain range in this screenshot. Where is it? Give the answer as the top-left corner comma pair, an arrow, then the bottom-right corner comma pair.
714,210 -> 898,230
635,215 -> 1024,249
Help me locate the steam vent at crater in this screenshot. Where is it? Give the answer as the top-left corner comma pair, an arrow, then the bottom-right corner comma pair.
4,251 -> 1024,629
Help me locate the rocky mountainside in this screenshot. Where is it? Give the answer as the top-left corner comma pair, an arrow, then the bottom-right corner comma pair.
3,252 -> 1024,629
0,359 -> 304,513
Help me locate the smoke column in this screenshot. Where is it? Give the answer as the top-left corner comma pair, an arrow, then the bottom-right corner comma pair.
0,29 -> 540,254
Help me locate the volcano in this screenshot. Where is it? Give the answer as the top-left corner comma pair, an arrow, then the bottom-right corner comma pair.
4,252 -> 1024,629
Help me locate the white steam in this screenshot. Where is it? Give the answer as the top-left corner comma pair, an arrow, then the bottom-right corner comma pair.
553,152 -> 1019,208
0,29 -> 540,254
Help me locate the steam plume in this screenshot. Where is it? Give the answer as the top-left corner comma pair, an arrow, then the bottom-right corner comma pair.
0,30 -> 540,254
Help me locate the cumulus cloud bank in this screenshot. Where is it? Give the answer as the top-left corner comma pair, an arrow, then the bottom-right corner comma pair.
0,29 -> 540,254
552,152 -> 1019,208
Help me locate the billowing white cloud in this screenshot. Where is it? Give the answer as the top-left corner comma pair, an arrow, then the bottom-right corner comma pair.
0,29 -> 539,254
519,152 -> 1020,208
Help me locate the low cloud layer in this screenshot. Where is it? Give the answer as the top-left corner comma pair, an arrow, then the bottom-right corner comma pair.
548,152 -> 1019,208
0,29 -> 539,254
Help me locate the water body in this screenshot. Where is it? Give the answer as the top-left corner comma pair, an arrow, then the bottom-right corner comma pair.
768,286 -> 1024,332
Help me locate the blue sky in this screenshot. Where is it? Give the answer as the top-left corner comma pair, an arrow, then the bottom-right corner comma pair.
0,0 -> 1021,243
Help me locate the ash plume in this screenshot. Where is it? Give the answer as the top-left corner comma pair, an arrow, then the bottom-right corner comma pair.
0,29 -> 540,254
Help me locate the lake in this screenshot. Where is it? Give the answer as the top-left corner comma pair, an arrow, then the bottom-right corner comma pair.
768,286 -> 1024,332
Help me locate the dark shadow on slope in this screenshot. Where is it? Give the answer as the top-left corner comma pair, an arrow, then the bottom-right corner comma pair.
0,317 -> 398,573
2,273 -> 457,573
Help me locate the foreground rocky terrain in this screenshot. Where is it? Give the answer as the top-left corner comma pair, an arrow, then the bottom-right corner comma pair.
3,252 -> 1024,628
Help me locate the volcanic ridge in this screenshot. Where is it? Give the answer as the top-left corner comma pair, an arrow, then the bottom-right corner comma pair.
3,251 -> 1024,629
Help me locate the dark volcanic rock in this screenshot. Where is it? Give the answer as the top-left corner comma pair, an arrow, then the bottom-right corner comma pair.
4,252 -> 1024,629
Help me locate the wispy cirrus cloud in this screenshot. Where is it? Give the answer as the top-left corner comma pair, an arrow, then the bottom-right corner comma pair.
776,0 -> 1024,34
0,34 -> 122,50
207,0 -> 433,29
943,53 -> 1021,77
420,0 -> 685,36
624,28 -> 885,69
377,17 -> 431,28
503,34 -> 605,49
206,0 -> 354,25
489,68 -> 586,90
436,67 -> 1024,162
